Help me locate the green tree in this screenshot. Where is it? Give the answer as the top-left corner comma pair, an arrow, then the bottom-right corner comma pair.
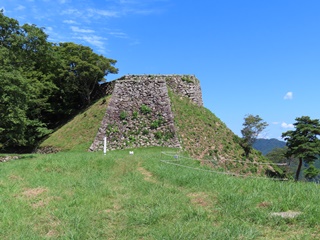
0,11 -> 56,150
241,114 -> 268,157
282,116 -> 320,181
53,42 -> 118,109
265,147 -> 296,179
304,164 -> 319,180
0,12 -> 118,151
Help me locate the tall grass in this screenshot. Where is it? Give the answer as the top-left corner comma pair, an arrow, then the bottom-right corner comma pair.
0,148 -> 319,239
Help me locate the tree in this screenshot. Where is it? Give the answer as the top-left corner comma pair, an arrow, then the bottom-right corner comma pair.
54,42 -> 118,107
0,11 -> 56,151
265,147 -> 296,179
0,12 -> 118,151
241,114 -> 268,157
282,116 -> 320,181
48,42 -> 118,123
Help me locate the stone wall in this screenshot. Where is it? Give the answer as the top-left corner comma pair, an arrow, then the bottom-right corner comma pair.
100,80 -> 116,96
89,74 -> 203,151
118,75 -> 203,106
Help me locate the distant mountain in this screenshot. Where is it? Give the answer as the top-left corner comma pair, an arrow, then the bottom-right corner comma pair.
253,138 -> 286,155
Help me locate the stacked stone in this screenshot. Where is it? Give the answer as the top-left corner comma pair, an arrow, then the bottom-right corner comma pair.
89,74 -> 203,151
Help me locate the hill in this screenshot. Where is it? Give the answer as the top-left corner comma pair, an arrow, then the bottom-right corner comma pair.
253,138 -> 286,155
40,76 -> 278,177
40,97 -> 111,152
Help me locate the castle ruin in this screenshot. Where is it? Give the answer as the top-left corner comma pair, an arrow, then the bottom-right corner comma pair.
89,74 -> 203,151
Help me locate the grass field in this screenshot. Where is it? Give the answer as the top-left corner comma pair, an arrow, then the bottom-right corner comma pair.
0,147 -> 319,239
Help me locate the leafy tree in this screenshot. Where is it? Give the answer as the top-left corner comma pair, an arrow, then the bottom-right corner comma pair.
241,114 -> 268,157
304,164 -> 319,180
0,11 -> 56,150
0,11 -> 118,151
265,147 -> 296,179
55,42 -> 117,105
282,116 -> 320,181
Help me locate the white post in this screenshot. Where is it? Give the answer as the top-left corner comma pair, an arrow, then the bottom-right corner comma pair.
103,137 -> 107,155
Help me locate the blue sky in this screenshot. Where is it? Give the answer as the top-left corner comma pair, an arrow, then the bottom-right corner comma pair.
2,0 -> 320,140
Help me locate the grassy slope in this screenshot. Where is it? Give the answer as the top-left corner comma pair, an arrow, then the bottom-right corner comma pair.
40,97 -> 111,151
41,91 -> 276,176
169,91 -> 274,176
0,148 -> 319,239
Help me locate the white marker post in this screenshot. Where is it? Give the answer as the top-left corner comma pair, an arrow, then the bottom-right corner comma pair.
103,136 -> 107,155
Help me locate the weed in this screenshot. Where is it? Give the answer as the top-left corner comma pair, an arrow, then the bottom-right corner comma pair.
140,104 -> 151,115
154,131 -> 163,139
132,111 -> 138,120
142,129 -> 149,135
181,75 -> 194,83
120,111 -> 128,120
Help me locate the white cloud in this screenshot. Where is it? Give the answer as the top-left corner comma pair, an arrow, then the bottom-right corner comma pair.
62,8 -> 82,16
15,5 -> 25,11
108,31 -> 128,38
281,122 -> 294,129
87,8 -> 119,17
63,20 -> 77,24
272,122 -> 279,125
76,35 -> 107,52
71,26 -> 94,33
284,92 -> 293,100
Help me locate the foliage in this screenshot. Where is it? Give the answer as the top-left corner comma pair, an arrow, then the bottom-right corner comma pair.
304,164 -> 320,180
140,104 -> 151,115
241,114 -> 268,157
282,116 -> 320,181
132,111 -> 138,120
119,111 -> 128,120
181,75 -> 194,83
51,42 -> 118,115
0,12 -> 117,151
150,117 -> 164,129
253,138 -> 286,155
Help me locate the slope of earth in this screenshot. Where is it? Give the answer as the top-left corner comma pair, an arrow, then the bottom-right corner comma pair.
169,90 -> 275,176
39,96 -> 111,152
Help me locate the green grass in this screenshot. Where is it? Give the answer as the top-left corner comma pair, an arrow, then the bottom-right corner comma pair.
169,91 -> 275,176
40,97 -> 111,151
0,148 -> 319,239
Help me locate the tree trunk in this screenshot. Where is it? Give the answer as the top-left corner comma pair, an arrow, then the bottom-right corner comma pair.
295,158 -> 303,182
